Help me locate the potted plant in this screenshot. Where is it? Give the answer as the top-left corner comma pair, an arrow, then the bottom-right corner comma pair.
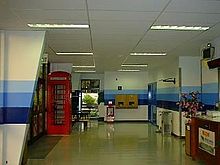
177,91 -> 204,122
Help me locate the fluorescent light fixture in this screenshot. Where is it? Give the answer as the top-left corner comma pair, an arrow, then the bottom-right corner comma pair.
72,65 -> 95,68
121,64 -> 148,67
56,52 -> 93,56
27,23 -> 89,29
151,25 -> 209,31
118,69 -> 140,72
75,70 -> 96,73
130,52 -> 166,56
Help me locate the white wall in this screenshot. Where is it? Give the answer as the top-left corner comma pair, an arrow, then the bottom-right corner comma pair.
113,105 -> 148,121
0,31 -> 45,165
71,73 -> 81,91
104,71 -> 148,90
50,63 -> 72,73
179,56 -> 201,88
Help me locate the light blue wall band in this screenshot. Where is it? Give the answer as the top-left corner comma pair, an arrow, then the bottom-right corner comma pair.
2,80 -> 37,93
181,86 -> 201,93
202,83 -> 218,93
157,87 -> 179,94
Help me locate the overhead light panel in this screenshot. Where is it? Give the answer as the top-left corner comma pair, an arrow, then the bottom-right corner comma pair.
75,70 -> 96,73
121,64 -> 148,67
56,52 -> 93,56
27,23 -> 89,29
118,69 -> 140,72
151,25 -> 209,31
130,53 -> 166,56
72,65 -> 95,68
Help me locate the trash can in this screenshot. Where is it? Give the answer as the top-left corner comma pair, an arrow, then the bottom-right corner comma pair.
161,111 -> 172,135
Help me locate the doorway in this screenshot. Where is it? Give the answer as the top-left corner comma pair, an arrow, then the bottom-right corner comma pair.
148,82 -> 157,124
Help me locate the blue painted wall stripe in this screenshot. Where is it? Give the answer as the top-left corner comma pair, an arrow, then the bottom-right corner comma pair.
0,93 -> 3,107
4,93 -> 34,107
202,83 -> 218,93
4,107 -> 30,124
0,108 -> 3,124
157,94 -> 179,102
157,87 -> 179,94
201,93 -> 218,105
2,80 -> 36,93
181,86 -> 201,93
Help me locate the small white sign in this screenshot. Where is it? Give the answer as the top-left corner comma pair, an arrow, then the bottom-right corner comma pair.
198,128 -> 215,155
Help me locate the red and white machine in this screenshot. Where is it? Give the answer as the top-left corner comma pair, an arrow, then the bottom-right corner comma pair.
47,71 -> 72,135
106,101 -> 115,122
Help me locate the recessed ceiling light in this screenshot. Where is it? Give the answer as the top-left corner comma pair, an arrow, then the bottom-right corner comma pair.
130,53 -> 166,56
27,23 -> 89,29
121,64 -> 148,67
56,52 -> 93,56
118,69 -> 140,72
72,65 -> 95,68
151,25 -> 209,31
75,70 -> 96,73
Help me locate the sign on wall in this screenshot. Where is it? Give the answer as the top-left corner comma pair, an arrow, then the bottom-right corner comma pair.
199,128 -> 215,155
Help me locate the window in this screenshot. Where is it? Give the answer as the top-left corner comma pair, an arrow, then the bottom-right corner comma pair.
81,79 -> 100,93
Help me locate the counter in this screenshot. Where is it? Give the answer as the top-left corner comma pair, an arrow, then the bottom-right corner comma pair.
190,116 -> 220,165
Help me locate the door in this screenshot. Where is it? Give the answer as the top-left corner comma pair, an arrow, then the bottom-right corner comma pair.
47,82 -> 71,134
148,82 -> 157,124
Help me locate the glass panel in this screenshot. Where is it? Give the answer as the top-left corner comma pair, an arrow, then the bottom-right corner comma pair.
53,84 -> 66,125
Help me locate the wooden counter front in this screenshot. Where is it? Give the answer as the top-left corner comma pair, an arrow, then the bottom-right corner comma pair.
191,116 -> 220,165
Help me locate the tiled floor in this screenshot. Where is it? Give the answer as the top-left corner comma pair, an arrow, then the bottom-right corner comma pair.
27,121 -> 203,165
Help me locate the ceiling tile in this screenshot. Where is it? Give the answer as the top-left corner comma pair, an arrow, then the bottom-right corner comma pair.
12,9 -> 88,24
88,0 -> 170,11
6,0 -> 86,10
91,20 -> 152,35
155,12 -> 220,26
90,10 -> 160,21
166,0 -> 220,13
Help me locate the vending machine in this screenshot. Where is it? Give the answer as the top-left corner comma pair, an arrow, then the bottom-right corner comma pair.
47,71 -> 72,135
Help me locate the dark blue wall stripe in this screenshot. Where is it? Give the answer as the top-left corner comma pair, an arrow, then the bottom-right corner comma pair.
3,107 -> 30,124
157,94 -> 179,102
201,93 -> 218,105
0,108 -> 3,124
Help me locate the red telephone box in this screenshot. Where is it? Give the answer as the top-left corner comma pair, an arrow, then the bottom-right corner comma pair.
47,71 -> 72,135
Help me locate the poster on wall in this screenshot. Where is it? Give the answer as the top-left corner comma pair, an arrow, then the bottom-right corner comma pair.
198,128 -> 215,156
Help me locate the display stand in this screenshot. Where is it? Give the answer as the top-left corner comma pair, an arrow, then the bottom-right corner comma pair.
106,102 -> 115,123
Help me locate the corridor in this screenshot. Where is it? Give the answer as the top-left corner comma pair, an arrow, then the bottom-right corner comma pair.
27,122 -> 203,165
